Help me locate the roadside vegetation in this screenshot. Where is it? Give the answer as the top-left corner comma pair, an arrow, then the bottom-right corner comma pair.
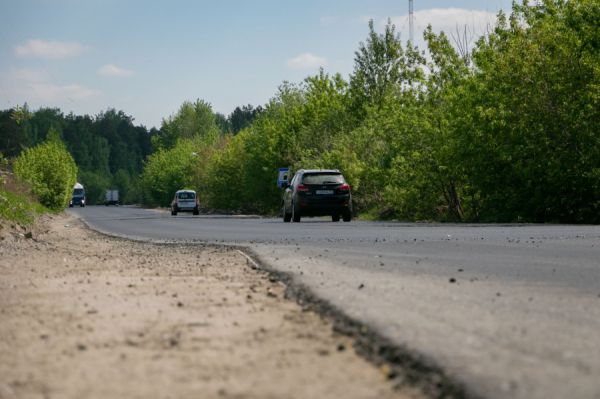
1,108 -> 153,205
0,132 -> 76,226
13,133 -> 77,211
1,0 -> 598,223
0,156 -> 47,226
0,187 -> 47,226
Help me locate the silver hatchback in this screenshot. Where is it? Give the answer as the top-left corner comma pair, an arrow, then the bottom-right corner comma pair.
171,190 -> 199,216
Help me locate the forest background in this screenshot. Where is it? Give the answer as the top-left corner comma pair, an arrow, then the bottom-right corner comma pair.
1,1 -> 598,223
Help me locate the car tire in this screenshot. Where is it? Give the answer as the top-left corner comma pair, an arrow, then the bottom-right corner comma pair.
342,211 -> 352,222
283,204 -> 292,222
193,207 -> 199,216
171,206 -> 177,216
332,214 -> 340,222
292,203 -> 301,223
81,204 -> 85,207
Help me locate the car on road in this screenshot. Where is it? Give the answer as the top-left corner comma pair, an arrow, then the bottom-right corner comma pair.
171,189 -> 200,216
282,169 -> 352,222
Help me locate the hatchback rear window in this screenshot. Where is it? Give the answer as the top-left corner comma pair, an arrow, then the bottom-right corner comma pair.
302,174 -> 345,185
177,192 -> 195,199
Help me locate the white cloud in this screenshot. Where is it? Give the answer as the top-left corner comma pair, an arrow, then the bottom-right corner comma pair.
9,67 -> 49,83
388,8 -> 497,40
98,64 -> 134,77
286,53 -> 328,70
15,39 -> 88,59
2,67 -> 99,104
29,83 -> 99,102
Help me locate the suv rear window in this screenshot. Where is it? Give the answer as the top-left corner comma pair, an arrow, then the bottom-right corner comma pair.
177,192 -> 196,199
302,174 -> 345,185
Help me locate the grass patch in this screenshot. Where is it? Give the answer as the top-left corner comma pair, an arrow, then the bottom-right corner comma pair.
0,169 -> 49,226
0,187 -> 48,225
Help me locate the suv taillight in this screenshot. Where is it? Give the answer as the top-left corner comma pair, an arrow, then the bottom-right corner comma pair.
296,184 -> 309,192
339,183 -> 351,191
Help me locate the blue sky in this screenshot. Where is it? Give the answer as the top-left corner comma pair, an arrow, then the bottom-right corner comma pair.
0,0 -> 514,129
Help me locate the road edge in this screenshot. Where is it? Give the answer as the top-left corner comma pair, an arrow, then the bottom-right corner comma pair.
73,212 -> 478,399
236,247 -> 479,399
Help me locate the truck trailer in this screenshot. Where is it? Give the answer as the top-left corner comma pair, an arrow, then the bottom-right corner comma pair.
104,189 -> 119,206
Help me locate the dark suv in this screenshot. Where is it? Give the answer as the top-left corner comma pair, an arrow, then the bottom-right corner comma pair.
282,169 -> 352,222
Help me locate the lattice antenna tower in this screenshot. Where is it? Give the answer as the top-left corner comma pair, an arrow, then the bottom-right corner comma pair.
409,0 -> 414,44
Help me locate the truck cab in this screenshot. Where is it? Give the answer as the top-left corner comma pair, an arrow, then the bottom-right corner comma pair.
69,183 -> 86,207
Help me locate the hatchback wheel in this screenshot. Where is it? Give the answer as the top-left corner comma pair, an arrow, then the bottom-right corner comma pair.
292,204 -> 301,223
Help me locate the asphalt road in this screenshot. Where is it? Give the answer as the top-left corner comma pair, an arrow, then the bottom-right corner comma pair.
69,206 -> 600,399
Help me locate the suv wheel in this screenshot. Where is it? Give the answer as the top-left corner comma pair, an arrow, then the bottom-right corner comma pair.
292,203 -> 301,223
193,207 -> 199,216
332,214 -> 340,222
283,204 -> 292,222
171,206 -> 177,216
342,211 -> 352,222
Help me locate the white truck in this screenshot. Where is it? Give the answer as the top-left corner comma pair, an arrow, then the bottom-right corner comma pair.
104,189 -> 119,206
69,182 -> 86,207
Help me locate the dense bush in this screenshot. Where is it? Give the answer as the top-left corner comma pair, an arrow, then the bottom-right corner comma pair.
0,154 -> 47,224
141,139 -> 200,206
13,139 -> 78,210
142,100 -> 223,207
198,0 -> 599,222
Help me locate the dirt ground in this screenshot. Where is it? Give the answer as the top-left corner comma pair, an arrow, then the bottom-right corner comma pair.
0,214 -> 418,399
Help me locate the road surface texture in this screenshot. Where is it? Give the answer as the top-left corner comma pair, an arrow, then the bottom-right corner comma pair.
70,206 -> 600,399
0,214 -> 413,399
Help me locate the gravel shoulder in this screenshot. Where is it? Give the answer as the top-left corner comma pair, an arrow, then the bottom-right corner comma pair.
0,213 -> 418,399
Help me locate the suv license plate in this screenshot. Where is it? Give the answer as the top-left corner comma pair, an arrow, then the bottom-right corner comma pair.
316,190 -> 334,195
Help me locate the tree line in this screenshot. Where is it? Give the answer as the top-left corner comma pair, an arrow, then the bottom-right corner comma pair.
143,0 -> 598,223
0,102 -> 261,206
1,107 -> 153,204
2,1 -> 598,222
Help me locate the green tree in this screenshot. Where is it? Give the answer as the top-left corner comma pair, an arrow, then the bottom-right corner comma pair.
214,112 -> 231,134
141,139 -> 199,206
0,108 -> 30,157
349,19 -> 425,117
228,105 -> 263,134
464,0 -> 600,222
113,169 -> 132,202
153,100 -> 220,150
13,139 -> 78,210
79,170 -> 111,205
